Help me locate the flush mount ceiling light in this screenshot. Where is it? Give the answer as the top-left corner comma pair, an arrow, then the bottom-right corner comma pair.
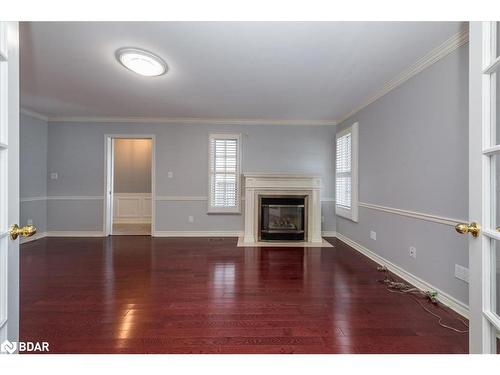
116,48 -> 168,77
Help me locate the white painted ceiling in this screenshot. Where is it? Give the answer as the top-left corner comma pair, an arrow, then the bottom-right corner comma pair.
20,22 -> 466,122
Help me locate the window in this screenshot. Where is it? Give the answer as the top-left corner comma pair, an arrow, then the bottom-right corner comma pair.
208,133 -> 241,213
335,122 -> 358,222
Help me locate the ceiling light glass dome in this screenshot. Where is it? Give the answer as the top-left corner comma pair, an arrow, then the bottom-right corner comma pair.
116,48 -> 167,77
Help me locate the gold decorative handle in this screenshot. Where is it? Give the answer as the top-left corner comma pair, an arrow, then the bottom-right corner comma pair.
8,224 -> 37,240
455,222 -> 480,238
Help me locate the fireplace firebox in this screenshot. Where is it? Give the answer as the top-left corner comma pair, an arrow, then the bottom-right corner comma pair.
258,196 -> 307,241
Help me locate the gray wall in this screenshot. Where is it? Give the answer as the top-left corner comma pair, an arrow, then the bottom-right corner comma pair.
20,113 -> 47,233
336,45 -> 469,305
45,123 -> 336,233
113,138 -> 152,193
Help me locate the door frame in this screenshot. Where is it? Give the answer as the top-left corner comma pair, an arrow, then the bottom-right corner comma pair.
0,21 -> 19,347
469,21 -> 500,354
103,134 -> 156,237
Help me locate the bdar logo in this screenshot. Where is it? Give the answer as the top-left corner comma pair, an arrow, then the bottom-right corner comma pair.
1,340 -> 17,354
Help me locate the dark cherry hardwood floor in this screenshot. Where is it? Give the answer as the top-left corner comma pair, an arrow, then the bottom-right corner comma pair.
20,237 -> 469,354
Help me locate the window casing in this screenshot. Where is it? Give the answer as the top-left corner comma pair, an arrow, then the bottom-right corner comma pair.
335,122 -> 359,222
208,133 -> 241,213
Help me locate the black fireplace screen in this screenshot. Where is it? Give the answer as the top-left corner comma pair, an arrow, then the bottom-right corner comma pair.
259,196 -> 306,241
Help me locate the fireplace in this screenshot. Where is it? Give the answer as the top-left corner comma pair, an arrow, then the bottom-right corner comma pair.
259,195 -> 307,241
242,174 -> 322,244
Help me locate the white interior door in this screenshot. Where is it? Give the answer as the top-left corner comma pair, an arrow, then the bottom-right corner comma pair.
0,22 -> 20,348
468,21 -> 500,354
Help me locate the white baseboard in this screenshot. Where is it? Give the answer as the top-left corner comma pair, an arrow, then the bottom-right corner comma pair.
46,231 -> 105,237
154,231 -> 244,237
335,232 -> 470,319
21,230 -> 336,240
20,231 -> 48,244
20,231 -> 105,243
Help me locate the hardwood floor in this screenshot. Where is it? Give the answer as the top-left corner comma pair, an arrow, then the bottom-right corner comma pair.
20,236 -> 469,354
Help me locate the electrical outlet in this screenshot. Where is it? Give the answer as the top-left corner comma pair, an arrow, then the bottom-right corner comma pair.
370,231 -> 376,240
455,264 -> 469,283
50,172 -> 58,180
409,246 -> 417,259
321,215 -> 325,223
188,216 -> 194,223
167,171 -> 173,178
27,219 -> 33,225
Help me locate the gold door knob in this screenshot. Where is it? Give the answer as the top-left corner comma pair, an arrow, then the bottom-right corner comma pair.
455,222 -> 480,238
8,224 -> 37,240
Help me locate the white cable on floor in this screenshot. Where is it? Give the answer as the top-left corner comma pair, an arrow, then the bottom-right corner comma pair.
377,267 -> 469,334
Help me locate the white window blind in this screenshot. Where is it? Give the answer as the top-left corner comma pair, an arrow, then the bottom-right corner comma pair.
335,123 -> 358,222
208,134 -> 241,213
336,133 -> 352,208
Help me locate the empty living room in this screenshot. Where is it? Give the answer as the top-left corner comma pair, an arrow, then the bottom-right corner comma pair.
1,0 -> 500,372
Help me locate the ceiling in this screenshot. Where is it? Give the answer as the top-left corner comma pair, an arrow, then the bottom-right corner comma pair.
20,22 -> 466,123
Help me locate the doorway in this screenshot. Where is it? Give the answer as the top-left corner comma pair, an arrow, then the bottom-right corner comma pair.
104,135 -> 155,236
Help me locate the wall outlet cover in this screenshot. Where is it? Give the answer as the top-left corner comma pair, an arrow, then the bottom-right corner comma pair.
409,247 -> 417,259
370,231 -> 376,240
188,216 -> 194,223
27,219 -> 33,225
50,172 -> 58,180
167,171 -> 173,178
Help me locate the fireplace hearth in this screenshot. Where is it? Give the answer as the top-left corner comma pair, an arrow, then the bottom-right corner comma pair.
259,196 -> 307,241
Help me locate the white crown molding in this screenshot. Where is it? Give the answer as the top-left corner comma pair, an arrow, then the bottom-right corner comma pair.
21,30 -> 468,128
20,108 -> 49,122
46,115 -> 337,126
335,232 -> 469,319
358,201 -> 465,227
335,28 -> 470,125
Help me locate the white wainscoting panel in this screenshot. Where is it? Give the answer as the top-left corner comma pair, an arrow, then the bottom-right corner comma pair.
114,193 -> 152,224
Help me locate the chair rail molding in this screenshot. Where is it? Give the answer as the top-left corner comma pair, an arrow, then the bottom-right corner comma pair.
358,201 -> 466,227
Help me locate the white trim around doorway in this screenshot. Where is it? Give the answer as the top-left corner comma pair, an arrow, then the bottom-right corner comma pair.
103,134 -> 156,237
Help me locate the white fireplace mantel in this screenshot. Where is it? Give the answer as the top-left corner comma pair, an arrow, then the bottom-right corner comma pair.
242,173 -> 323,244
